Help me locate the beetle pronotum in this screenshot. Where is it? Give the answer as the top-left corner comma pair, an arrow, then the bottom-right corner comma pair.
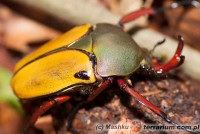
10,1 -> 200,134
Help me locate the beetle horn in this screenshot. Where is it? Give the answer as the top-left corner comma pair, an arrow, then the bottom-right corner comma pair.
153,35 -> 185,73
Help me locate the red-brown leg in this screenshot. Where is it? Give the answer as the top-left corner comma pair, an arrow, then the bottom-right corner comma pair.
67,77 -> 114,131
23,95 -> 71,134
87,77 -> 114,101
119,1 -> 198,26
153,35 -> 185,73
117,78 -> 199,134
119,8 -> 154,25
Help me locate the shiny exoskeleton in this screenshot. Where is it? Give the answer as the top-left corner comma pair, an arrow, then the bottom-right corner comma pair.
10,1 -> 200,134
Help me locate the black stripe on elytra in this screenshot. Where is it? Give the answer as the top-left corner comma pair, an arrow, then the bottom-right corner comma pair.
14,46 -> 72,75
74,71 -> 90,80
14,26 -> 94,76
14,47 -> 92,76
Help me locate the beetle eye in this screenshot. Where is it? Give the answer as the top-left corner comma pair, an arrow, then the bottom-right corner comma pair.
74,71 -> 90,80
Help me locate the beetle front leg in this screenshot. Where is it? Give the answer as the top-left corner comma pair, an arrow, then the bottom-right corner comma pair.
117,78 -> 199,134
118,0 -> 199,26
23,95 -> 71,134
153,35 -> 185,73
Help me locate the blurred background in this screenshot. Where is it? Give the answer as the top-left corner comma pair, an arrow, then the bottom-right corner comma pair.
0,0 -> 200,134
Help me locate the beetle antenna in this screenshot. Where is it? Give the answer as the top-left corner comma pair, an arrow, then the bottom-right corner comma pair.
119,0 -> 200,25
150,38 -> 166,54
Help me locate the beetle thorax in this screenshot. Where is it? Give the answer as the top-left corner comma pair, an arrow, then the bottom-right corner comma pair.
68,23 -> 145,77
91,23 -> 143,77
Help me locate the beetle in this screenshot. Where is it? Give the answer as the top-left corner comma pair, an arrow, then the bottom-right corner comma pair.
10,1 -> 200,134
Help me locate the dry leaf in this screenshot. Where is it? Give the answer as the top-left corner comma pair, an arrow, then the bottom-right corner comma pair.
0,6 -> 61,53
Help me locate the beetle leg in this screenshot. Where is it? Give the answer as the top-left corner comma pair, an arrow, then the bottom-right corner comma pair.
117,78 -> 199,134
119,8 -> 154,25
118,0 -> 199,26
23,95 -> 71,134
67,77 -> 114,131
153,35 -> 185,73
87,77 -> 114,101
